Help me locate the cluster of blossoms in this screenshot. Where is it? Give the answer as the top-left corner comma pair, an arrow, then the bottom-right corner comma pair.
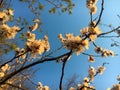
58,0 -> 102,56
107,84 -> 120,90
0,64 -> 10,78
14,18 -> 50,58
15,48 -> 26,59
69,77 -> 95,90
0,9 -> 20,39
58,24 -> 102,55
69,65 -> 105,90
86,0 -> 98,14
88,47 -> 114,63
88,66 -> 106,81
80,23 -> 102,41
15,32 -> 50,58
36,82 -> 50,90
58,33 -> 89,55
26,31 -> 50,57
95,46 -> 114,57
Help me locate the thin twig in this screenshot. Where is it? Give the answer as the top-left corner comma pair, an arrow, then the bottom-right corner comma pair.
82,52 -> 101,57
45,0 -> 60,8
99,36 -> 119,38
20,72 -> 38,86
5,82 -> 27,90
0,50 -> 28,69
92,42 -> 97,47
98,26 -> 120,37
45,45 -> 63,57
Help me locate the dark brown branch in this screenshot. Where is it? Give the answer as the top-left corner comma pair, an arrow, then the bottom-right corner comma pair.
98,26 -> 120,37
90,12 -> 93,25
94,0 -> 104,27
79,85 -> 95,90
59,50 -> 72,90
0,50 -> 72,85
99,36 -> 119,38
59,59 -> 67,90
82,52 -> 101,57
92,42 -> 97,47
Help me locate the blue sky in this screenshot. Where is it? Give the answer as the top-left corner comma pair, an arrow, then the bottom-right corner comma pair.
11,0 -> 120,89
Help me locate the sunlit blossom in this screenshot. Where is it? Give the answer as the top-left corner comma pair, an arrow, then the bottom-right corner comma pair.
86,0 -> 93,9
43,35 -> 50,51
90,5 -> 97,14
97,66 -> 106,75
0,12 -> 9,24
26,40 -> 45,57
43,86 -> 50,90
111,84 -> 120,90
29,22 -> 39,31
86,0 -> 98,14
109,50 -> 114,57
88,66 -> 96,81
95,46 -> 103,54
58,33 -> 90,55
81,39 -> 89,49
89,26 -> 102,35
0,24 -> 20,39
117,75 -> 120,81
15,48 -> 26,59
88,56 -> 95,63
89,86 -> 95,89
69,87 -> 76,90
77,84 -> 82,89
1,64 -> 10,72
0,72 -> 4,77
89,34 -> 97,41
65,33 -> 74,39
102,49 -> 114,57
34,18 -> 40,23
83,77 -> 89,83
37,82 -> 50,90
8,8 -> 14,15
26,31 -> 36,41
80,27 -> 89,35
83,77 -> 89,87
26,35 -> 50,57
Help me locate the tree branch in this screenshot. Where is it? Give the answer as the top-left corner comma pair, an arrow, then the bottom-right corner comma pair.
59,50 -> 72,90
0,50 -> 72,86
98,26 -> 120,37
94,0 -> 104,27
45,0 -> 60,8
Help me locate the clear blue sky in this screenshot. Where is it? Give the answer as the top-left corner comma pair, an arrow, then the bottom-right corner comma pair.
11,0 -> 120,89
